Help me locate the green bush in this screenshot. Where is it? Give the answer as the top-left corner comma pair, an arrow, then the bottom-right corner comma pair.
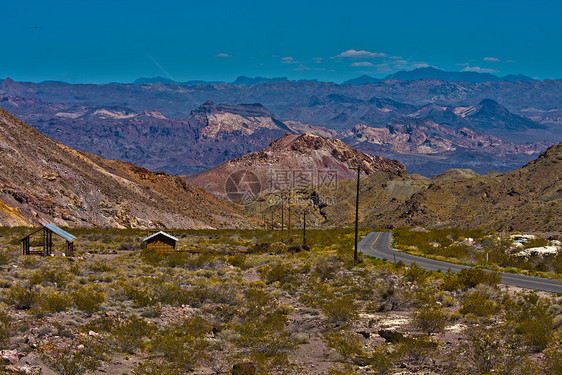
72,286 -> 106,313
36,287 -> 72,313
5,284 -> 38,310
412,305 -> 448,334
320,294 -> 359,326
39,338 -> 105,375
367,346 -> 394,374
138,316 -> 210,374
460,291 -> 497,317
396,335 -> 438,365
0,307 -> 11,345
442,268 -> 501,291
323,329 -> 366,364
404,262 -> 428,283
29,267 -> 70,286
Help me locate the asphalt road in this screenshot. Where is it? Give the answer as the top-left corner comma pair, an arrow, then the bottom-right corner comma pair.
359,232 -> 562,294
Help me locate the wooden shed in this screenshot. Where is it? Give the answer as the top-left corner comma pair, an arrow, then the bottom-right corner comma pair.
21,224 -> 75,256
142,231 -> 178,253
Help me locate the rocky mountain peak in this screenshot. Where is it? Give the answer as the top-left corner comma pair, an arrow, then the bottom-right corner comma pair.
191,101 -> 275,118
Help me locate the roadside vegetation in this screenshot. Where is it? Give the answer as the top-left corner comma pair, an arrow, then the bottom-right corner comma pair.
0,227 -> 560,374
393,227 -> 562,277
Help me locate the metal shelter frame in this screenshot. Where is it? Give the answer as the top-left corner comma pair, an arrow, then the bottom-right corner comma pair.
20,224 -> 75,256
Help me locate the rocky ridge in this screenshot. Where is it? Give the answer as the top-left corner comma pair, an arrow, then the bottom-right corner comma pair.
184,133 -> 405,200
0,108 -> 254,228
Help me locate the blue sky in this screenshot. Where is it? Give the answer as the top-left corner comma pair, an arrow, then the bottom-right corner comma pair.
2,0 -> 561,83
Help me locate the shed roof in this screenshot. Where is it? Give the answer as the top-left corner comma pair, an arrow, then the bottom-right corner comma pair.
142,231 -> 178,243
44,224 -> 76,242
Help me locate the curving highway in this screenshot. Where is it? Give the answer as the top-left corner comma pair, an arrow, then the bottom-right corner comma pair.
359,232 -> 562,294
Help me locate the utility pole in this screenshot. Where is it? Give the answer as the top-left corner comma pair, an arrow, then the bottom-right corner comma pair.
259,200 -> 264,229
302,210 -> 307,247
350,167 -> 368,264
288,191 -> 292,237
281,195 -> 284,233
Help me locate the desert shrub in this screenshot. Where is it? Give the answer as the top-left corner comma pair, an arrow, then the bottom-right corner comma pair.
234,311 -> 296,371
165,252 -> 216,270
553,315 -> 562,330
154,281 -> 191,306
19,255 -> 43,269
263,262 -> 299,285
39,338 -> 105,375
323,329 -> 366,364
88,261 -> 112,273
71,286 -> 105,313
516,312 -> 553,352
110,314 -> 157,354
227,253 -> 248,269
460,290 -> 497,317
368,346 -> 394,375
542,344 -> 562,374
327,363 -> 359,375
113,279 -> 156,307
376,280 -> 405,312
503,293 -> 555,352
5,284 -> 38,310
0,307 -> 11,345
29,267 -> 70,286
461,325 -> 504,374
313,257 -> 341,280
231,287 -> 296,372
442,268 -> 500,291
118,242 -> 136,250
36,287 -> 72,313
412,305 -> 448,334
137,316 -> 210,374
404,262 -> 428,283
0,249 -> 14,265
396,335 -> 438,365
319,293 -> 359,326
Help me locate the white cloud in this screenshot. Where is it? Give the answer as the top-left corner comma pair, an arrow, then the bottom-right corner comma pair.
411,63 -> 430,69
335,49 -> 387,58
483,57 -> 500,62
281,56 -> 298,64
390,56 -> 403,59
351,61 -> 374,67
456,62 -> 470,66
215,53 -> 231,58
293,64 -> 327,71
461,66 -> 498,74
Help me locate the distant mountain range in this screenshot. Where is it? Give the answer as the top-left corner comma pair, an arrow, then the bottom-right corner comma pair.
131,68 -> 538,87
342,67 -> 536,85
379,67 -> 535,84
1,73 -> 560,176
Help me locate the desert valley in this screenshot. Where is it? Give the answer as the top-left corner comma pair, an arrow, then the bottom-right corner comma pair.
2,1 -> 562,373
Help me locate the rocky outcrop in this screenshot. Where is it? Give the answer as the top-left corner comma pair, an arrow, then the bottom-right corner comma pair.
184,133 -> 405,200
